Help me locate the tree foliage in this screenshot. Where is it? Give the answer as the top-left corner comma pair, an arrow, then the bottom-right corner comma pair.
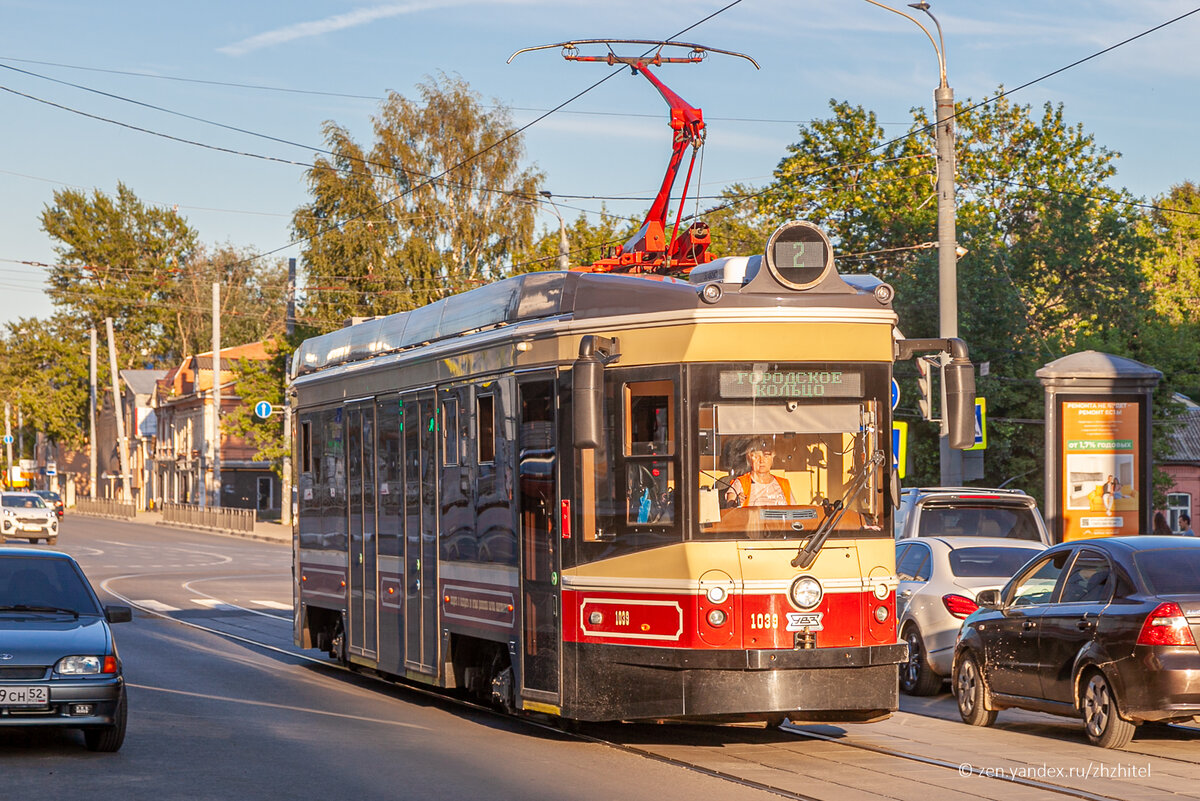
40,182 -> 198,365
224,336 -> 294,473
733,93 -> 1156,501
0,317 -> 91,448
293,73 -> 543,331
520,205 -> 638,271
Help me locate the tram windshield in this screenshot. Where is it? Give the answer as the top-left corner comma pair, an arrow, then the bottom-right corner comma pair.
692,364 -> 886,540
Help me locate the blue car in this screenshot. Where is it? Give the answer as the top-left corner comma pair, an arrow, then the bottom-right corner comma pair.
0,548 -> 131,751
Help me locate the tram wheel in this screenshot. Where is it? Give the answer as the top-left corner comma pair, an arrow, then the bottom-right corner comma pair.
900,627 -> 943,696
954,651 -> 997,727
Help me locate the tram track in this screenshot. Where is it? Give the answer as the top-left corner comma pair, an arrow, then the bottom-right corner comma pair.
100,582 -> 1146,801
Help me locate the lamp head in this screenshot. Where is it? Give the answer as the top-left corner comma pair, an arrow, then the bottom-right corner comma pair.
908,2 -> 930,9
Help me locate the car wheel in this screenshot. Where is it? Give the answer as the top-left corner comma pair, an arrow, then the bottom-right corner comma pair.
1081,670 -> 1135,749
900,626 -> 944,696
47,537 -> 57,546
83,690 -> 127,753
954,651 -> 997,727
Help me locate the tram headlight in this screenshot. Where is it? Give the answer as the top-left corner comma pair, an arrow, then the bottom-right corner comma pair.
873,282 -> 894,305
873,605 -> 890,624
700,282 -> 723,304
788,576 -> 822,610
707,608 -> 728,627
705,586 -> 727,604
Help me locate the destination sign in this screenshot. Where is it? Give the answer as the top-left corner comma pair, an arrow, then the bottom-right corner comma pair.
719,370 -> 863,399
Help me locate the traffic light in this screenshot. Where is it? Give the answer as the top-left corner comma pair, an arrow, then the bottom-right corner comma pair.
916,357 -> 933,421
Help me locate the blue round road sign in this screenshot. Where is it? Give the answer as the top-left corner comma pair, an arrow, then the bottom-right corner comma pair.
1,434 -> 11,445
890,378 -> 900,411
254,401 -> 274,419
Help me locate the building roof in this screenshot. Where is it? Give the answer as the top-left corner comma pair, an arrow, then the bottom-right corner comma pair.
1163,408 -> 1200,465
121,369 -> 169,397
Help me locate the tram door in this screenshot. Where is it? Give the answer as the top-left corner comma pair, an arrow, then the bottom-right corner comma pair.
346,402 -> 378,660
518,377 -> 560,701
402,390 -> 439,673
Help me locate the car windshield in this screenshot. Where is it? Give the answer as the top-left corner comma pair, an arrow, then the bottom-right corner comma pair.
1133,549 -> 1200,595
948,546 -> 1042,578
0,557 -> 102,614
917,504 -> 1041,541
2,495 -> 46,508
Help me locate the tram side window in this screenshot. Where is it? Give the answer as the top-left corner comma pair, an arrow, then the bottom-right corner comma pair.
442,398 -> 459,467
478,394 -> 495,464
624,381 -> 676,526
299,420 -> 312,474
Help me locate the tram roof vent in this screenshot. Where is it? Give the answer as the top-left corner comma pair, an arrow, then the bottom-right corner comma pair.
688,255 -> 762,286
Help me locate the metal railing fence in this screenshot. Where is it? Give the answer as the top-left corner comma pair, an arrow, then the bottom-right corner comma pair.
161,502 -> 256,534
74,498 -> 137,519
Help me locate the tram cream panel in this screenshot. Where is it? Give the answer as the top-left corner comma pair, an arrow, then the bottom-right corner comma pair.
561,538 -> 889,590
550,321 -> 892,368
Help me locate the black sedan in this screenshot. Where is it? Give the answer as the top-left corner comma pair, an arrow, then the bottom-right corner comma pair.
0,548 -> 131,751
953,535 -> 1200,748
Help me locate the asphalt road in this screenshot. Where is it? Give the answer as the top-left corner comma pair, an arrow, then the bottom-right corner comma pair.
0,516 -> 785,801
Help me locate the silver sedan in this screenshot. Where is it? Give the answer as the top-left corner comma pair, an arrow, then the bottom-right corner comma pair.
897,536 -> 1046,695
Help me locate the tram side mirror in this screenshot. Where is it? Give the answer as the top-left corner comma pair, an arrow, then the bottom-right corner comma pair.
574,356 -> 604,449
944,358 -> 977,450
890,468 -> 901,510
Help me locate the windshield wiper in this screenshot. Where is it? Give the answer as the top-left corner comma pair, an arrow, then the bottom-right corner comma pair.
0,604 -> 79,618
791,449 -> 884,569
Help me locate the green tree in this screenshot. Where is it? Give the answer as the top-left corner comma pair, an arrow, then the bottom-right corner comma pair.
0,316 -> 92,448
293,73 -> 543,330
169,244 -> 290,358
520,206 -> 638,271
739,94 -> 1154,501
223,336 -> 295,473
40,182 -> 198,364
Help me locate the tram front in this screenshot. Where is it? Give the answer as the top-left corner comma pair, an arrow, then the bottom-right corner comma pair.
554,221 -> 981,724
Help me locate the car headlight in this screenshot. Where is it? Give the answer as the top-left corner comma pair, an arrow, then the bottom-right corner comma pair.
1,508 -> 14,517
57,655 -> 117,675
789,576 -> 823,610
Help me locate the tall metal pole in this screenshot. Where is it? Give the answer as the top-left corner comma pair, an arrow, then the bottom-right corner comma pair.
286,258 -> 297,337
105,318 -> 132,502
538,191 -> 570,270
90,328 -> 97,499
4,403 -> 10,487
212,282 -> 222,508
281,399 -> 293,527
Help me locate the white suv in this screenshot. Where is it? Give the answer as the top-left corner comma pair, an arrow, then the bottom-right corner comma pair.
894,487 -> 1050,546
0,491 -> 59,544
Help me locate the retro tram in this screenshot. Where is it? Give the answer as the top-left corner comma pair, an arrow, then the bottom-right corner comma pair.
289,41 -> 978,724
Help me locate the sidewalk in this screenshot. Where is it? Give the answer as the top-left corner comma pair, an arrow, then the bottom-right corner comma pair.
71,509 -> 292,545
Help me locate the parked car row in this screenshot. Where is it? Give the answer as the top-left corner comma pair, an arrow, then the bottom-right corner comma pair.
897,486 -> 1200,749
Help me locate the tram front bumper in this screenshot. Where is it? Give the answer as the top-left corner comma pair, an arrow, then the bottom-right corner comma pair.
566,642 -> 906,723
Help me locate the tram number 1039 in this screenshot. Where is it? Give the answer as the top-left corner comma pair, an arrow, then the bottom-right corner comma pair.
749,612 -> 779,630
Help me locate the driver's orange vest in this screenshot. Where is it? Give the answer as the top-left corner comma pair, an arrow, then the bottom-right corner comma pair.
738,474 -> 792,506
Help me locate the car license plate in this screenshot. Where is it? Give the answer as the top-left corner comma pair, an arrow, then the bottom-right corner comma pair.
0,686 -> 48,706
21,525 -> 42,532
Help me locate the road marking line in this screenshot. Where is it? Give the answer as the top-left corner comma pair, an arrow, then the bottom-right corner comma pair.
134,599 -> 180,612
192,599 -> 239,611
250,600 -> 290,610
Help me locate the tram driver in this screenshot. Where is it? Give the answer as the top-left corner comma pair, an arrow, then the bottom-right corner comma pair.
725,438 -> 797,507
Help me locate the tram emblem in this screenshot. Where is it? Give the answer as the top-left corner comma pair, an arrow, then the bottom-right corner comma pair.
785,612 -> 824,631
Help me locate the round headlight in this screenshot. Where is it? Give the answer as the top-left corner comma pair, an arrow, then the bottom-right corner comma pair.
700,282 -> 723,304
789,576 -> 823,610
707,608 -> 728,627
705,586 -> 727,604
874,605 -> 890,624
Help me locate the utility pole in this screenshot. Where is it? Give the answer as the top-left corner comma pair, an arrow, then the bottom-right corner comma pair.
90,328 -> 97,499
282,259 -> 296,526
16,407 -> 22,466
287,258 -> 296,337
4,402 -> 10,487
212,282 -> 221,508
105,318 -> 133,502
866,0 -> 962,485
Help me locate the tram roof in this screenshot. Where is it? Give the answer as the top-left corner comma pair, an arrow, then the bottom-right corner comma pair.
292,265 -> 892,379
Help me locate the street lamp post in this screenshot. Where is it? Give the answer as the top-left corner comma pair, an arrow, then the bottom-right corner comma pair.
539,191 -> 570,270
866,0 -> 962,485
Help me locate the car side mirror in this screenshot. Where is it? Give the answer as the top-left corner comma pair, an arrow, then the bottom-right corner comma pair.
975,589 -> 1002,609
105,605 -> 133,624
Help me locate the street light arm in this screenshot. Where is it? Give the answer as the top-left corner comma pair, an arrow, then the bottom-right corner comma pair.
861,0 -> 946,86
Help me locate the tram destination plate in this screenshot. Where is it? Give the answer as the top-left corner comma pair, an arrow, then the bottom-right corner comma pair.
0,686 -> 48,706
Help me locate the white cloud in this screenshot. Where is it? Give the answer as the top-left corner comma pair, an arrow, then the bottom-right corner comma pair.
219,2 -> 460,56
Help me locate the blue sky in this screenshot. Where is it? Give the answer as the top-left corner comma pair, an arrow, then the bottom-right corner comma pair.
1,1 -> 1197,331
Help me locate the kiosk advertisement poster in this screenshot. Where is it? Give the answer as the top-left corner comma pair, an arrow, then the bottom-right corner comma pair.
1061,400 -> 1139,540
